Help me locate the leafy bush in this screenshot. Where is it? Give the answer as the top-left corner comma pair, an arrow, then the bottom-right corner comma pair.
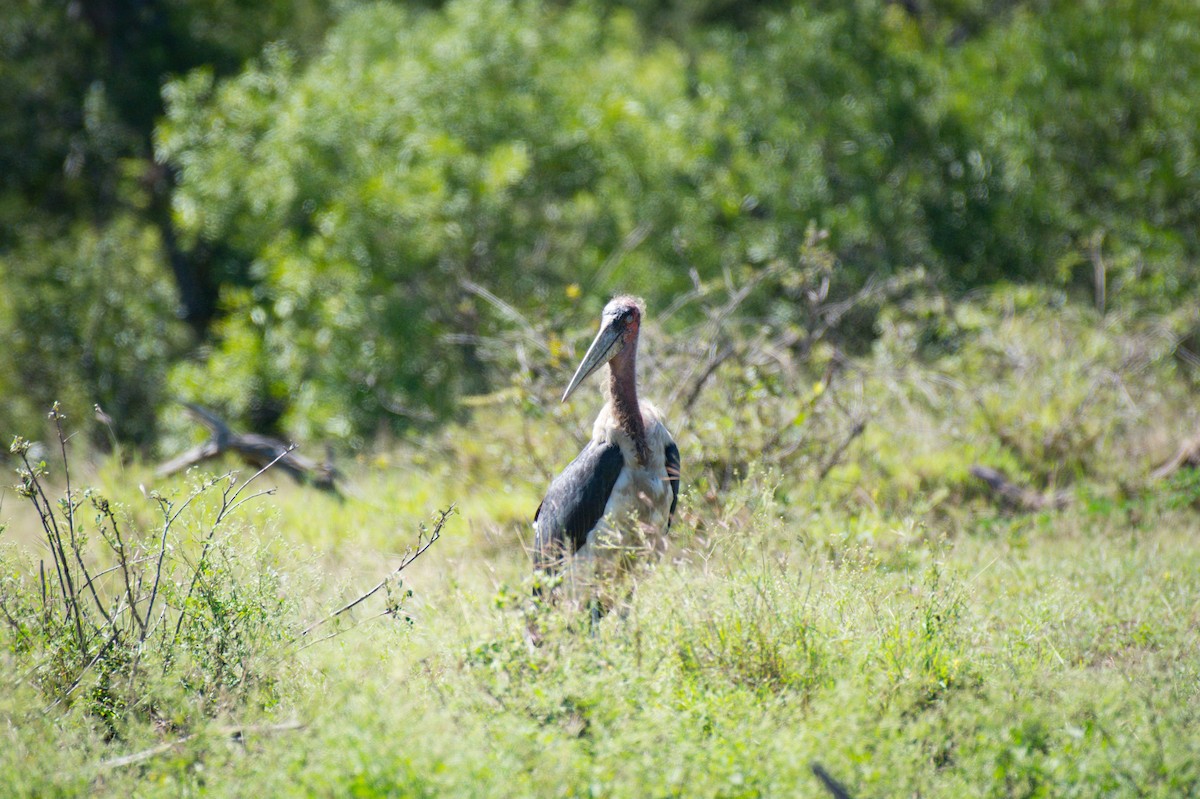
945,0 -> 1200,298
6,0 -> 1200,449
1,409 -> 293,737
159,1 -> 713,442
156,0 -> 1200,443
156,0 -> 1017,440
0,217 -> 189,447
691,1 -> 1007,283
853,285 -> 1191,510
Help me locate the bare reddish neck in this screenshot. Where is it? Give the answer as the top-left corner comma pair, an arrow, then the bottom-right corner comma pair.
607,341 -> 649,465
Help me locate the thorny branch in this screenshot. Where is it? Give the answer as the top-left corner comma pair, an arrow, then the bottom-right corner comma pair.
297,505 -> 454,643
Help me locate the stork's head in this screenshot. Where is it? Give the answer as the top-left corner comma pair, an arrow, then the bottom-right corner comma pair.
561,295 -> 645,402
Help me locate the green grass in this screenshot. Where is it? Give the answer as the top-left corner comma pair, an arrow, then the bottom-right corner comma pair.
2,289 -> 1199,796
2,454 -> 1197,797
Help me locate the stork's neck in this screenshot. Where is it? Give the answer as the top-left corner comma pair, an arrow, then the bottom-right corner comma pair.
608,341 -> 650,465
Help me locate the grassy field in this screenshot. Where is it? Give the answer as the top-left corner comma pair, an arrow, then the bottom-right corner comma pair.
2,291 -> 1199,797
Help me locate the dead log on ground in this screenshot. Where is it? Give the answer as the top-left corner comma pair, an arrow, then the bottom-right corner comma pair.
969,465 -> 1070,512
157,403 -> 338,493
1150,432 -> 1200,481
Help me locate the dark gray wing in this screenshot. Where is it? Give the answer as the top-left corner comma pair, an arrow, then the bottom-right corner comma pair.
665,439 -> 681,527
534,440 -> 625,570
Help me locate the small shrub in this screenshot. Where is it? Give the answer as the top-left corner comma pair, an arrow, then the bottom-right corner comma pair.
871,561 -> 978,711
676,601 -> 828,699
1,406 -> 295,736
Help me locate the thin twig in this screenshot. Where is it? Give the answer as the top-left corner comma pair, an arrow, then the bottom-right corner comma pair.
222,488 -> 279,519
169,448 -> 295,648
52,411 -> 109,630
298,505 -> 454,639
227,445 -> 295,508
680,344 -> 736,414
290,607 -> 410,654
0,595 -> 23,636
22,450 -> 87,653
72,552 -> 155,634
100,504 -> 147,634
139,479 -> 212,647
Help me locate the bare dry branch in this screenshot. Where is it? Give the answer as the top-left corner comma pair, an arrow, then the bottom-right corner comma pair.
817,419 -> 868,481
1150,432 -> 1200,481
157,403 -> 338,492
97,721 -> 305,771
969,465 -> 1070,511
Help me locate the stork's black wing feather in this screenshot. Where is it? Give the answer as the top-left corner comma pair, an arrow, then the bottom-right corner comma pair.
664,440 -> 681,528
534,440 -> 625,570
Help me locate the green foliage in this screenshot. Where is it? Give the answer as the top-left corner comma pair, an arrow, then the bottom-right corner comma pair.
0,3 -> 97,230
159,1 -> 712,440
149,495 -> 1194,799
150,0 -> 1200,440
7,0 -> 1200,443
162,0 -> 944,437
945,0 -> 1200,297
7,3 -> 1200,795
0,284 -> 1199,793
0,0 -> 336,233
692,1 -> 997,281
0,0 -> 342,446
673,565 -> 830,699
0,217 -> 189,446
0,417 -> 295,737
852,285 -> 1193,510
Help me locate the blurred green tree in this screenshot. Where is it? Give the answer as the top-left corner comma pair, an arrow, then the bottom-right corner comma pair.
3,0 -> 1197,448
946,0 -> 1200,300
160,2 -> 720,443
0,0 -> 337,444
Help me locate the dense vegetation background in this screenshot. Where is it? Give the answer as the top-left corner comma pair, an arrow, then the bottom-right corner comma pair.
4,0 -> 1197,450
2,1 -> 1199,796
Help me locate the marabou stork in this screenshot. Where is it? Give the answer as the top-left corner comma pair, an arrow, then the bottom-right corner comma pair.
533,296 -> 680,609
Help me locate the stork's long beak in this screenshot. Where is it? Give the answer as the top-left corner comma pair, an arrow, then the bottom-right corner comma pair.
561,316 -> 624,402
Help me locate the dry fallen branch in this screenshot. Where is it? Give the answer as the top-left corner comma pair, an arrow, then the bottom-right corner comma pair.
97,721 -> 304,771
1150,432 -> 1200,481
157,403 -> 338,492
969,465 -> 1071,512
